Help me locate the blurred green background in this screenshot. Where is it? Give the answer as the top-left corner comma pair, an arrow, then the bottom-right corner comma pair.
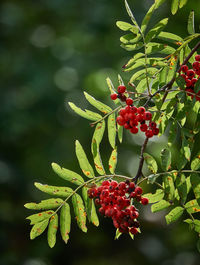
1,0 -> 200,265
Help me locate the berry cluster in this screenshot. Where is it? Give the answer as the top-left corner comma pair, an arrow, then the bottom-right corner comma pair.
111,85 -> 159,138
180,54 -> 200,101
88,180 -> 149,235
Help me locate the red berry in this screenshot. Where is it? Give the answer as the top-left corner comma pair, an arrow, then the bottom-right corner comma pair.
136,114 -> 144,123
130,106 -> 137,113
141,197 -> 149,205
186,69 -> 195,79
180,74 -> 187,80
116,116 -> 126,126
192,61 -> 200,70
130,119 -> 138,127
186,79 -> 192,87
129,227 -> 138,235
130,126 -> 138,134
135,186 -> 143,195
110,93 -> 118,100
145,129 -> 154,138
185,88 -> 194,99
102,180 -> 110,186
118,93 -> 127,101
191,78 -> 198,86
143,111 -> 152,121
149,121 -> 156,128
152,127 -> 159,135
140,123 -> 148,132
195,55 -> 200,61
137,106 -> 146,114
180,65 -> 188,73
126,98 -> 133,105
117,85 -> 126,93
124,123 -> 131,129
119,108 -> 126,116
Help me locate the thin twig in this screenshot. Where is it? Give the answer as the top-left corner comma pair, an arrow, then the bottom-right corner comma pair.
133,137 -> 149,184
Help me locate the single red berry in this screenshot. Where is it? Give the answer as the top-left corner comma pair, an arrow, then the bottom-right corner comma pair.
118,182 -> 126,190
180,74 -> 187,81
192,61 -> 200,70
124,123 -> 131,129
135,186 -> 143,195
152,127 -> 159,135
195,54 -> 200,61
102,180 -> 110,186
126,98 -> 133,105
117,85 -> 126,93
129,227 -> 138,235
137,106 -> 146,114
130,119 -> 138,127
130,126 -> 138,134
130,210 -> 139,219
116,116 -> 126,126
143,111 -> 152,121
186,69 -> 195,79
119,108 -> 126,116
118,93 -> 127,101
130,192 -> 136,198
136,114 -> 144,123
140,123 -> 148,132
141,197 -> 149,205
186,88 -> 194,98
130,106 -> 137,113
191,78 -> 198,86
110,93 -> 118,100
196,69 -> 200,76
129,182 -> 135,189
149,121 -> 157,128
180,65 -> 188,73
186,79 -> 192,87
145,129 -> 154,138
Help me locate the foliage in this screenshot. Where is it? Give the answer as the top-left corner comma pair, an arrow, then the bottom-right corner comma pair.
25,0 -> 200,252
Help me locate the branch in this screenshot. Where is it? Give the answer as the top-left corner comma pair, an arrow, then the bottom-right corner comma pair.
133,137 -> 149,184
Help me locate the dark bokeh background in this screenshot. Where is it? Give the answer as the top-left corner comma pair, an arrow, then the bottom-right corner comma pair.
1,0 -> 200,265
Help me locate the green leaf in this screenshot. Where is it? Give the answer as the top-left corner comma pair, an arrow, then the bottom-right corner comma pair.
130,68 -> 158,83
24,198 -> 64,210
60,202 -> 71,243
82,187 -> 99,227
125,53 -> 144,68
124,0 -> 139,29
165,206 -> 184,224
26,211 -> 54,225
141,0 -> 166,34
185,199 -> 200,214
84,92 -> 112,114
191,173 -> 200,203
163,174 -> 175,201
108,113 -> 116,149
117,123 -> 123,143
51,163 -> 84,186
145,18 -> 169,43
92,121 -> 105,147
34,182 -> 73,197
176,76 -> 186,89
187,11 -> 195,35
157,31 -> 183,44
30,219 -> 49,240
47,214 -> 58,248
91,139 -> 105,175
191,151 -> 200,170
179,0 -> 188,8
120,33 -> 141,44
124,57 -> 166,72
143,153 -> 158,174
115,228 -> 122,240
75,140 -> 95,178
121,42 -> 144,52
146,42 -> 175,55
143,189 -> 164,203
171,0 -> 179,15
151,200 -> 171,213
182,137 -> 191,161
116,21 -> 138,33
68,102 -> 101,121
176,173 -> 188,204
109,148 -> 117,174
72,193 -> 87,232
161,148 -> 172,171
